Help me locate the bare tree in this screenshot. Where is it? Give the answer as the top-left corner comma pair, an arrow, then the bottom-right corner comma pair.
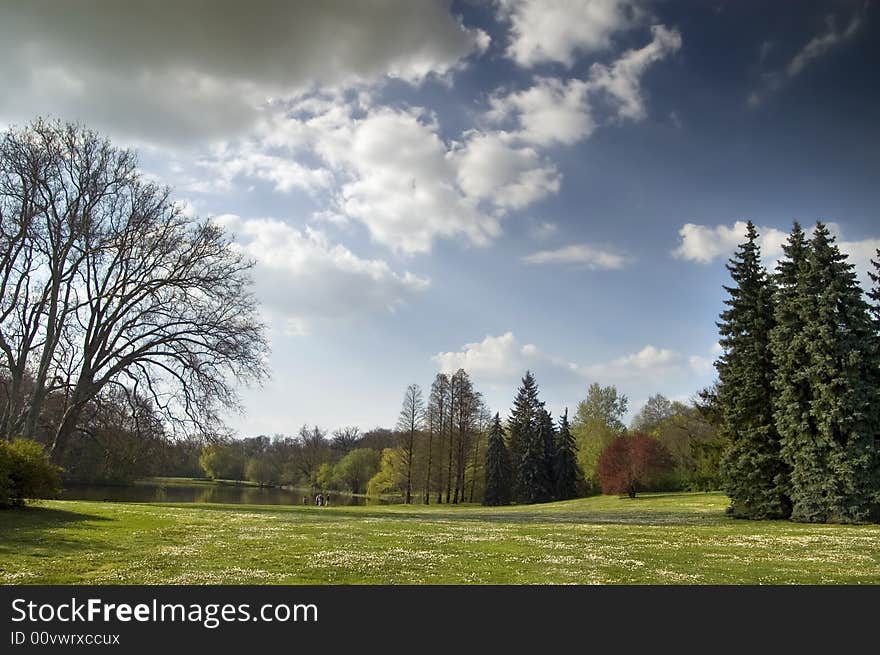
396,383 -> 424,504
0,119 -> 268,460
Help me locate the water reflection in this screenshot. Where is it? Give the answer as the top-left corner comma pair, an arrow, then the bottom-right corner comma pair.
60,480 -> 396,506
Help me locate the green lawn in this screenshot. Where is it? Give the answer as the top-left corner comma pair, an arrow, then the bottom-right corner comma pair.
2,492 -> 879,584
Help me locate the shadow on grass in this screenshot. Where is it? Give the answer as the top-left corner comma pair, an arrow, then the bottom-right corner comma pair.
0,506 -> 114,557
153,501 -> 729,527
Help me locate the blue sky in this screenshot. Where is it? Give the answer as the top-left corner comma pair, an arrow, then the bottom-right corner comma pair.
2,0 -> 878,434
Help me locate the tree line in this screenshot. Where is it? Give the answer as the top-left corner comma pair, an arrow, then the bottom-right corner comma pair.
716,221 -> 880,523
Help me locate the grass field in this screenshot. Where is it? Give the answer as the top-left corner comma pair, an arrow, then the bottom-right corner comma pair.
2,492 -> 879,584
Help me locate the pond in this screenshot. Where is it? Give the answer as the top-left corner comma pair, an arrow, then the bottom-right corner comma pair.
59,479 -> 397,506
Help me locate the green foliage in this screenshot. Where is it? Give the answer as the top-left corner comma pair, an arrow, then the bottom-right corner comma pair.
0,438 -> 62,508
198,442 -> 245,480
773,223 -> 880,523
483,413 -> 512,506
654,404 -> 724,491
244,456 -> 279,487
553,409 -> 583,500
630,394 -> 676,434
366,448 -> 403,497
507,371 -> 549,503
571,383 -> 628,493
716,221 -> 791,519
336,447 -> 381,495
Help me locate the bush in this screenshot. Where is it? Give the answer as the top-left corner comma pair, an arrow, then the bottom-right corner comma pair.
0,438 -> 62,508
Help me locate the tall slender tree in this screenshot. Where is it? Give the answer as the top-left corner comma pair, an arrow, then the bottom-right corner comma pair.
780,223 -> 880,522
554,408 -> 582,500
869,249 -> 880,327
716,221 -> 791,519
507,370 -> 542,501
483,413 -> 512,506
396,383 -> 424,504
539,408 -> 557,497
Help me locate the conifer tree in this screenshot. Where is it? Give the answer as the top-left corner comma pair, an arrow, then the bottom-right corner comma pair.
869,249 -> 880,327
507,371 -> 543,501
483,413 -> 512,506
554,408 -> 583,500
716,221 -> 791,519
781,223 -> 880,522
519,414 -> 553,504
540,408 -> 557,497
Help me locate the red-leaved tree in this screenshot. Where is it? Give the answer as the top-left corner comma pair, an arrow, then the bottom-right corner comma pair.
597,434 -> 673,498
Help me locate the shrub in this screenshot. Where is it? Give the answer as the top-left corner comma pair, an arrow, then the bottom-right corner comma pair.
0,439 -> 62,508
597,433 -> 674,498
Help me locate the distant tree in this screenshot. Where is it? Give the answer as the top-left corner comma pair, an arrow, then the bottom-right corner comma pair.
245,456 -> 278,487
716,221 -> 790,519
518,409 -> 553,504
539,408 -> 557,496
553,408 -> 583,500
776,224 -> 880,522
597,434 -> 674,498
331,427 -> 360,457
295,425 -> 330,485
366,448 -> 405,498
396,384 -> 424,504
630,394 -> 675,434
654,402 -> 723,491
507,371 -> 543,502
335,448 -> 380,495
199,441 -> 245,480
315,462 -> 341,490
571,383 -> 627,492
424,374 -> 448,504
483,413 -> 512,506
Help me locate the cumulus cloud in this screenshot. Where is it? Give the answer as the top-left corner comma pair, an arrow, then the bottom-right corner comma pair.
522,243 -> 632,269
586,24 -> 682,121
433,333 -> 688,384
488,78 -> 594,146
488,25 -> 681,148
0,0 -> 489,145
673,220 -> 880,283
497,0 -> 642,67
215,214 -> 429,335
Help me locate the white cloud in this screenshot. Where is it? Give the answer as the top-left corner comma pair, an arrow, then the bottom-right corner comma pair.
0,1 -> 489,145
433,333 -> 688,384
522,243 -> 632,269
487,25 -> 680,148
498,0 -> 642,67
488,78 -> 594,146
452,132 -> 560,211
215,215 -> 429,335
587,24 -> 682,121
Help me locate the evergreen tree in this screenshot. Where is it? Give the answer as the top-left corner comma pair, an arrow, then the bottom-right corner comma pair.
869,249 -> 880,327
518,413 -> 553,504
717,221 -> 791,519
781,223 -> 880,522
554,408 -> 582,500
507,371 -> 543,502
483,413 -> 512,506
540,408 -> 557,497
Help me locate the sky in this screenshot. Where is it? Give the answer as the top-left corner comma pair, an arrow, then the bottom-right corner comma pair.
2,0 -> 878,435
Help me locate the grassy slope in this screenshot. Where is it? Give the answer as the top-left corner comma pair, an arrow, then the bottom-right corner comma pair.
1,492 -> 879,584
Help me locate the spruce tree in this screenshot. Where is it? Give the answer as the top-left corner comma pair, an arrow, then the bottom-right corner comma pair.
519,413 -> 553,504
540,408 -> 557,497
483,413 -> 512,506
717,221 -> 791,519
869,250 -> 880,327
507,371 -> 542,502
554,408 -> 583,500
782,223 -> 880,522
